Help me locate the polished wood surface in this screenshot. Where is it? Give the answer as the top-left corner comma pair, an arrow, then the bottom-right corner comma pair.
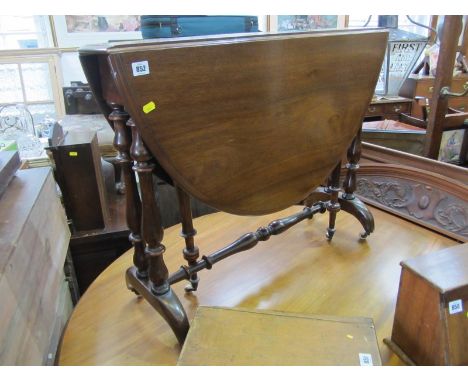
402,243 -> 468,292
58,206 -> 457,365
102,30 -> 387,215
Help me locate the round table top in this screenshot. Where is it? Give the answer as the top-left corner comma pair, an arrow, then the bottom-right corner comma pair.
58,205 -> 456,365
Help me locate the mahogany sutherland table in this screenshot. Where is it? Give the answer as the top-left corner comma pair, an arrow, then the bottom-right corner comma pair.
79,29 -> 388,343
57,206 -> 457,366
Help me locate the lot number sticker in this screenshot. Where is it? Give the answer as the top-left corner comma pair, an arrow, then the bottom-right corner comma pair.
448,299 -> 463,315
359,353 -> 373,366
132,61 -> 150,76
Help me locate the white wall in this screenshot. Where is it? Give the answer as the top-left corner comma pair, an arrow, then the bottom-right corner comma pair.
60,52 -> 87,86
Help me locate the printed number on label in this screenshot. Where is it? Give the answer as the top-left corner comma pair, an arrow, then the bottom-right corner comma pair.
448,299 -> 463,315
359,353 -> 373,366
132,61 -> 150,76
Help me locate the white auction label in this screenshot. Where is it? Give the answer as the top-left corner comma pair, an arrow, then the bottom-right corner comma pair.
359,353 -> 373,366
132,61 -> 150,76
448,299 -> 463,314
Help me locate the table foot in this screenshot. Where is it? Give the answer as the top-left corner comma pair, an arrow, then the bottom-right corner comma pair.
126,267 -> 189,345
339,196 -> 375,239
305,188 -> 374,239
184,275 -> 200,293
326,227 -> 336,240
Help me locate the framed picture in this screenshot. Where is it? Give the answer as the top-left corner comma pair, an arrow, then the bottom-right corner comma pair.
268,15 -> 347,32
52,16 -> 142,48
439,129 -> 466,164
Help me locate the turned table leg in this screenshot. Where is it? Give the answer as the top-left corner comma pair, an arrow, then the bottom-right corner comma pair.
176,186 -> 200,292
342,129 -> 361,200
126,125 -> 189,345
325,161 -> 341,240
303,127 -> 374,239
108,106 -> 146,283
340,128 -> 375,239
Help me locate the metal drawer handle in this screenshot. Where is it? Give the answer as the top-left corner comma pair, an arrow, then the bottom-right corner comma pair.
368,106 -> 377,112
393,105 -> 402,112
440,82 -> 468,98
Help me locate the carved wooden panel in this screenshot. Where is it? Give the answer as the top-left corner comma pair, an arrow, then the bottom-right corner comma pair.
355,164 -> 468,242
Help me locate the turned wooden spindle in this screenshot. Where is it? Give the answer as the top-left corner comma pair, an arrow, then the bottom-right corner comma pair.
342,128 -> 362,200
121,118 -> 146,277
325,161 -> 341,240
131,127 -> 169,295
175,186 -> 200,292
168,203 -> 327,285
109,107 -> 147,279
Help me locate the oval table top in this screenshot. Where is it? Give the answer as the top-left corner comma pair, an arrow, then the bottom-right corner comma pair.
104,30 -> 387,215
58,205 -> 457,366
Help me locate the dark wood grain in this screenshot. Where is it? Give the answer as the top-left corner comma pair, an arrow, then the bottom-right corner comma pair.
130,127 -> 168,293
104,30 -> 388,215
78,30 -> 388,343
50,131 -> 108,231
175,185 -> 200,291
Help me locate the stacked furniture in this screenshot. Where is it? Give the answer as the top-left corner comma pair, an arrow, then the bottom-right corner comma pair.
0,155 -> 72,365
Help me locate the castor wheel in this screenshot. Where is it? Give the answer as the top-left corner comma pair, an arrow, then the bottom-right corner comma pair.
184,276 -> 200,293
326,228 -> 336,240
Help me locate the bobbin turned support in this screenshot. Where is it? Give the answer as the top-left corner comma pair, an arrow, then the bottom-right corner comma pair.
176,186 -> 200,292
304,128 -> 374,239
108,107 -> 146,288
125,124 -> 189,345
325,161 -> 341,240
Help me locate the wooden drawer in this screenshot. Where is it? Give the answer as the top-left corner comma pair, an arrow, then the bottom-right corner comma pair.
449,98 -> 467,112
384,102 -> 411,115
366,103 -> 385,116
401,75 -> 468,113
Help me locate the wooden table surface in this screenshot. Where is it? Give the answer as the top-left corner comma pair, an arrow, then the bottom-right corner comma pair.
58,205 -> 458,366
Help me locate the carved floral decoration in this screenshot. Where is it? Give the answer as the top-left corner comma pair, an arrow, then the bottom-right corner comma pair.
356,177 -> 468,238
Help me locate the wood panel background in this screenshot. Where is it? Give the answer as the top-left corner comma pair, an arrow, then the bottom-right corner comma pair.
0,168 -> 71,365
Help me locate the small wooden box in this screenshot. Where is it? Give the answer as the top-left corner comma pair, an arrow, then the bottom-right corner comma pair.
49,130 -> 108,231
178,306 -> 381,366
387,243 -> 468,365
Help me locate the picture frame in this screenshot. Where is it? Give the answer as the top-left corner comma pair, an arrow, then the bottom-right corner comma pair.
52,16 -> 142,48
267,15 -> 347,33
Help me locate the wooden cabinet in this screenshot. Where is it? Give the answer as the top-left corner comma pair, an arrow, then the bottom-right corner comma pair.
0,167 -> 72,365
399,74 -> 468,118
364,97 -> 412,121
